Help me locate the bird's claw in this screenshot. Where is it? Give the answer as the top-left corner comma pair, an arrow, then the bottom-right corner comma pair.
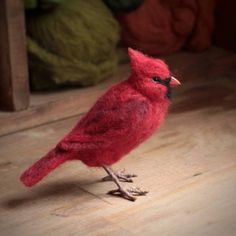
108,188 -> 136,201
127,186 -> 148,196
108,186 -> 148,201
102,168 -> 137,183
119,168 -> 138,179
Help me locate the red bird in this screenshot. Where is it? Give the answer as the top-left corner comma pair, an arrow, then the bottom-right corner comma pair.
20,48 -> 180,201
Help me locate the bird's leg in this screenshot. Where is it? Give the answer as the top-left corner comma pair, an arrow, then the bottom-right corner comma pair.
102,168 -> 137,182
103,166 -> 136,201
103,166 -> 148,201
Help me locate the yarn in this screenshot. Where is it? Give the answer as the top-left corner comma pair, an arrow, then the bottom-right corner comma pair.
26,0 -> 120,90
116,0 -> 215,55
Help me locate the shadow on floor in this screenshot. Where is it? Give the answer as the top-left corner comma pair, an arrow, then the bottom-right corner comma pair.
1,179 -> 100,210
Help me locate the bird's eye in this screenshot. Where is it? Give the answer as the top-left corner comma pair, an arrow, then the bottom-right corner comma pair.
152,77 -> 161,83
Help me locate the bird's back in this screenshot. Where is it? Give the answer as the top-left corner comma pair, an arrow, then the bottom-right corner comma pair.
57,80 -> 169,166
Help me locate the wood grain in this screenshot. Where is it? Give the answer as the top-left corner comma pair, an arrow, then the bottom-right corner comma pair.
0,0 -> 29,111
0,48 -> 235,236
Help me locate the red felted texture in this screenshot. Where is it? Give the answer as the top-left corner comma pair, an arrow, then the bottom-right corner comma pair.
20,149 -> 69,187
116,0 -> 215,55
20,48 -> 173,187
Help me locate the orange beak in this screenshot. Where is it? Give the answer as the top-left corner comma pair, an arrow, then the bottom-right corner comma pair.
170,76 -> 181,87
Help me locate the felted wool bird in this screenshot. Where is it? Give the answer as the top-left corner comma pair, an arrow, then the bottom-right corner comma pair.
20,48 -> 180,201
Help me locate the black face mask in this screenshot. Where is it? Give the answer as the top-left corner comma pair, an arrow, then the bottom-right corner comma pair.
152,76 -> 172,99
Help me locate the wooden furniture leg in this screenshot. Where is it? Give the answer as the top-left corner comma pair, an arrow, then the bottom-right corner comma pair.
0,0 -> 29,111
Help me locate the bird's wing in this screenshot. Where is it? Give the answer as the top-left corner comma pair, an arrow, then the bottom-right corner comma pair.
80,97 -> 149,135
57,97 -> 149,152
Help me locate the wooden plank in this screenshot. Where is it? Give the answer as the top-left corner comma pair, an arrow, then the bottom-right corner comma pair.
0,79 -> 235,235
0,0 -> 29,111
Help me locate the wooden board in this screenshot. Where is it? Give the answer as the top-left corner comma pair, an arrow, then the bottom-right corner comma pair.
0,0 -> 29,111
0,47 -> 235,136
0,48 -> 236,236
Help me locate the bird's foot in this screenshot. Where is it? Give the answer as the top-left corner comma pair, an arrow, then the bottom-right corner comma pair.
102,168 -> 137,183
102,166 -> 147,202
108,186 -> 148,202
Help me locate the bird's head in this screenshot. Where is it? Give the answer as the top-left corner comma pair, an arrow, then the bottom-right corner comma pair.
128,48 -> 181,101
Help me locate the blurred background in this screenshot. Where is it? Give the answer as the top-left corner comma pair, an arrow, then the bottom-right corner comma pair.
23,0 -> 235,92
0,0 -> 235,110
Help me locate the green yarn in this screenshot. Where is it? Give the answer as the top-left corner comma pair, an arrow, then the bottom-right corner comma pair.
27,0 -> 120,90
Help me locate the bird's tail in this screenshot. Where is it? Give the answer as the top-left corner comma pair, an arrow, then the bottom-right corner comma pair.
20,149 -> 68,187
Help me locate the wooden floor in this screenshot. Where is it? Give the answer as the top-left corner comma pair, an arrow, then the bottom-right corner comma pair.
0,48 -> 236,236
